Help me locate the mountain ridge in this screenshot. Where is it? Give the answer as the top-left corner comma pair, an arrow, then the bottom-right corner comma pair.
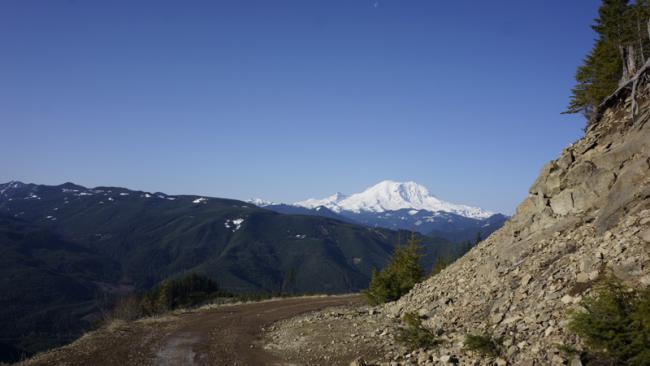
250,180 -> 508,243
0,179 -> 457,363
294,180 -> 495,219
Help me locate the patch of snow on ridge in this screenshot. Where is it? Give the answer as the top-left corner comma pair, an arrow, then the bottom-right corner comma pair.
295,192 -> 348,213
225,218 -> 244,231
193,197 -> 207,204
0,181 -> 25,197
246,198 -> 276,207
25,193 -> 40,200
295,180 -> 494,219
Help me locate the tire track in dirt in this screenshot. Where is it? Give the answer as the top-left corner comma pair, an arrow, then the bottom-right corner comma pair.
153,295 -> 364,366
20,295 -> 364,366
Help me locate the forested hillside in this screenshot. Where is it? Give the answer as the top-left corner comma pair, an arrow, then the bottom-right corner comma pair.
0,181 -> 457,362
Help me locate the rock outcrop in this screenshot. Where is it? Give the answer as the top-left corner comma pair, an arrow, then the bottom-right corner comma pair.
381,68 -> 650,364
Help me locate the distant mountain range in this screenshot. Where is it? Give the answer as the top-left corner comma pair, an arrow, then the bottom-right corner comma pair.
0,180 -> 459,361
249,180 -> 509,243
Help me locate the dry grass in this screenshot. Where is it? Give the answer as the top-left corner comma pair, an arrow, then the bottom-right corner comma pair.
192,293 -> 355,312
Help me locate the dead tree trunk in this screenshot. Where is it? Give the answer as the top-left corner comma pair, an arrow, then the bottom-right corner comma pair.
620,45 -> 632,86
627,45 -> 638,76
637,16 -> 646,64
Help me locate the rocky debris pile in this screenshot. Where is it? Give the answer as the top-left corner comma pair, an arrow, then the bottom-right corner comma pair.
267,208 -> 648,366
264,304 -> 465,366
376,71 -> 650,364
263,305 -> 401,365
382,208 -> 649,365
266,70 -> 650,366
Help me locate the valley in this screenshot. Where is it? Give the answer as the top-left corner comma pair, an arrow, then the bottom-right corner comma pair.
0,181 -> 461,362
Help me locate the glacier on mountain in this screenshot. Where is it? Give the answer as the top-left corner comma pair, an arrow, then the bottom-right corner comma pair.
294,180 -> 493,219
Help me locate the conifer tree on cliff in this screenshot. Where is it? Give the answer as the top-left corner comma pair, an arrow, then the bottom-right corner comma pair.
565,0 -> 650,119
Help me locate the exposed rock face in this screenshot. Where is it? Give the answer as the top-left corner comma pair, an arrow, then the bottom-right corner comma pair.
520,103 -> 650,237
381,79 -> 650,364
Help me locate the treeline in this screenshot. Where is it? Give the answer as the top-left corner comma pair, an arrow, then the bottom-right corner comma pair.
566,0 -> 650,120
105,273 -> 311,323
106,273 -> 227,321
140,273 -> 226,315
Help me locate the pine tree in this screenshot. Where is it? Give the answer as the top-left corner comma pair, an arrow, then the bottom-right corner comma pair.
566,0 -> 633,118
154,280 -> 173,313
631,0 -> 650,64
364,236 -> 424,305
430,256 -> 452,277
564,0 -> 650,121
592,0 -> 632,47
566,40 -> 621,118
568,273 -> 650,364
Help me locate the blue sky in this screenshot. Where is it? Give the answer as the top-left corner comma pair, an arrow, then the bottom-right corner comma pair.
0,0 -> 599,214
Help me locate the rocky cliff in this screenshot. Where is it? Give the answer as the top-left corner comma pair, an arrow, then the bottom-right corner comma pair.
382,73 -> 650,365
261,74 -> 650,366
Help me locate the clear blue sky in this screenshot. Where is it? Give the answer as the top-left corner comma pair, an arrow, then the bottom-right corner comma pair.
1,0 -> 599,214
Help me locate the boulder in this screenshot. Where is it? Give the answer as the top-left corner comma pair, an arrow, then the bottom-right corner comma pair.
550,190 -> 574,215
640,228 -> 650,243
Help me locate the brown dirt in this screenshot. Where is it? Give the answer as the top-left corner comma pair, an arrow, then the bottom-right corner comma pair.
20,295 -> 364,366
263,305 -> 401,365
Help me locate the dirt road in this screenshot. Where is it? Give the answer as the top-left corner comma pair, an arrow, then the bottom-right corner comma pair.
153,295 -> 364,366
23,295 -> 364,366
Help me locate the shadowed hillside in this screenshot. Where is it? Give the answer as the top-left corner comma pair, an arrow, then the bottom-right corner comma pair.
0,182 -> 457,362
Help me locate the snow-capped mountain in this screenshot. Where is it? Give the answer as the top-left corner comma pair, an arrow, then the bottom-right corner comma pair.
295,192 -> 348,211
295,180 -> 494,219
253,180 -> 508,243
246,198 -> 277,207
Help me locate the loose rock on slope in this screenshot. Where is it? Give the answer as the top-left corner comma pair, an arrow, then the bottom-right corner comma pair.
382,69 -> 650,364
266,66 -> 650,365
